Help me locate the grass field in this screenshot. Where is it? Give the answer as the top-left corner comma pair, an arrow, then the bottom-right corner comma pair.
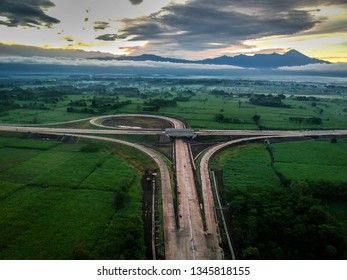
116,94 -> 347,130
210,139 -> 347,244
212,139 -> 347,191
272,140 -> 347,182
0,135 -> 154,259
1,88 -> 346,130
0,187 -> 114,259
211,144 -> 282,192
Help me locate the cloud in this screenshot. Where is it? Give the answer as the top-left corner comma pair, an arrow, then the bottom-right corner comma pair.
93,21 -> 110,31
63,37 -> 74,42
129,0 -> 143,5
278,62 -> 347,73
0,43 -> 115,59
0,0 -> 60,28
119,0 -> 318,52
95,34 -> 126,41
118,0 -> 347,56
0,55 -> 244,70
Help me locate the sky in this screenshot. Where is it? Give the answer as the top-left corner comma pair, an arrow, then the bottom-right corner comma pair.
0,0 -> 347,62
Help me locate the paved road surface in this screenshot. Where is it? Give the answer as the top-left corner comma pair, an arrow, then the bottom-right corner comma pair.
196,129 -> 347,137
0,125 -> 163,135
175,138 -> 223,259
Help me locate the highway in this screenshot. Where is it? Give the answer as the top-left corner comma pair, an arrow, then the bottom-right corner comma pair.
175,137 -> 223,259
1,114 -> 346,260
0,125 -> 163,135
197,129 -> 347,137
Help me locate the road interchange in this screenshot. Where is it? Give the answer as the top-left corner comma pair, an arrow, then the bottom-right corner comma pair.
1,114 -> 346,260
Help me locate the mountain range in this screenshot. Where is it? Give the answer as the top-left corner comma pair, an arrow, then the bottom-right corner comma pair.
0,43 -> 329,69
98,49 -> 329,68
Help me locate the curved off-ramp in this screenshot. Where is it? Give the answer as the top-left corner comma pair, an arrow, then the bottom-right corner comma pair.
89,114 -> 183,130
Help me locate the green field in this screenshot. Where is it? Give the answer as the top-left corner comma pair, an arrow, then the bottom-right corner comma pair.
3,93 -> 346,130
0,135 -> 154,259
1,77 -> 346,130
212,139 -> 347,192
211,139 -> 347,259
272,141 -> 347,182
1,76 -> 347,260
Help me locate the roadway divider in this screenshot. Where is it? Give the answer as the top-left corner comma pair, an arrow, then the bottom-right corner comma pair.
151,175 -> 156,260
187,141 -> 196,171
172,139 -> 180,230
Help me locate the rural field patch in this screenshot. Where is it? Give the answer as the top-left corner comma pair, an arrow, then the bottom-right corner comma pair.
272,140 -> 347,182
0,182 -> 24,200
32,152 -> 110,188
213,140 -> 347,190
0,147 -> 40,172
0,187 -> 114,259
213,144 -> 282,191
1,138 -> 60,150
80,155 -> 137,191
0,136 -> 146,259
0,149 -> 75,184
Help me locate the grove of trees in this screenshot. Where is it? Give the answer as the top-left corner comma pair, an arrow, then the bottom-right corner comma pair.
227,181 -> 347,259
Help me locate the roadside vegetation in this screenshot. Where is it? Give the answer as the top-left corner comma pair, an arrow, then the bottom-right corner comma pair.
211,139 -> 347,259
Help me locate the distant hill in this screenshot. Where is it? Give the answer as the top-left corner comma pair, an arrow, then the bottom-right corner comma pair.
0,43 -> 329,68
198,50 -> 328,68
113,50 -> 329,68
0,43 -> 115,59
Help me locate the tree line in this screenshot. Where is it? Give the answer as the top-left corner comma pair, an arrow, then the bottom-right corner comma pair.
227,181 -> 347,259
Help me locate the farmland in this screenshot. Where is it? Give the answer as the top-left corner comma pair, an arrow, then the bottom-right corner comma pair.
0,75 -> 347,260
0,135 -> 155,259
211,139 -> 347,259
1,76 -> 346,130
211,139 -> 347,190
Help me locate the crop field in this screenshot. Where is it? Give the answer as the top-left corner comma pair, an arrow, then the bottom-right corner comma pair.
0,187 -> 114,259
1,76 -> 347,260
211,139 -> 347,259
0,135 -> 152,259
212,139 -> 347,193
272,140 -> 347,183
4,92 -> 346,130
1,77 -> 346,130
210,144 -> 282,191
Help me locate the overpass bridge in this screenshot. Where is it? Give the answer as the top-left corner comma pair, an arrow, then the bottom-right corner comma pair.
165,128 -> 196,139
